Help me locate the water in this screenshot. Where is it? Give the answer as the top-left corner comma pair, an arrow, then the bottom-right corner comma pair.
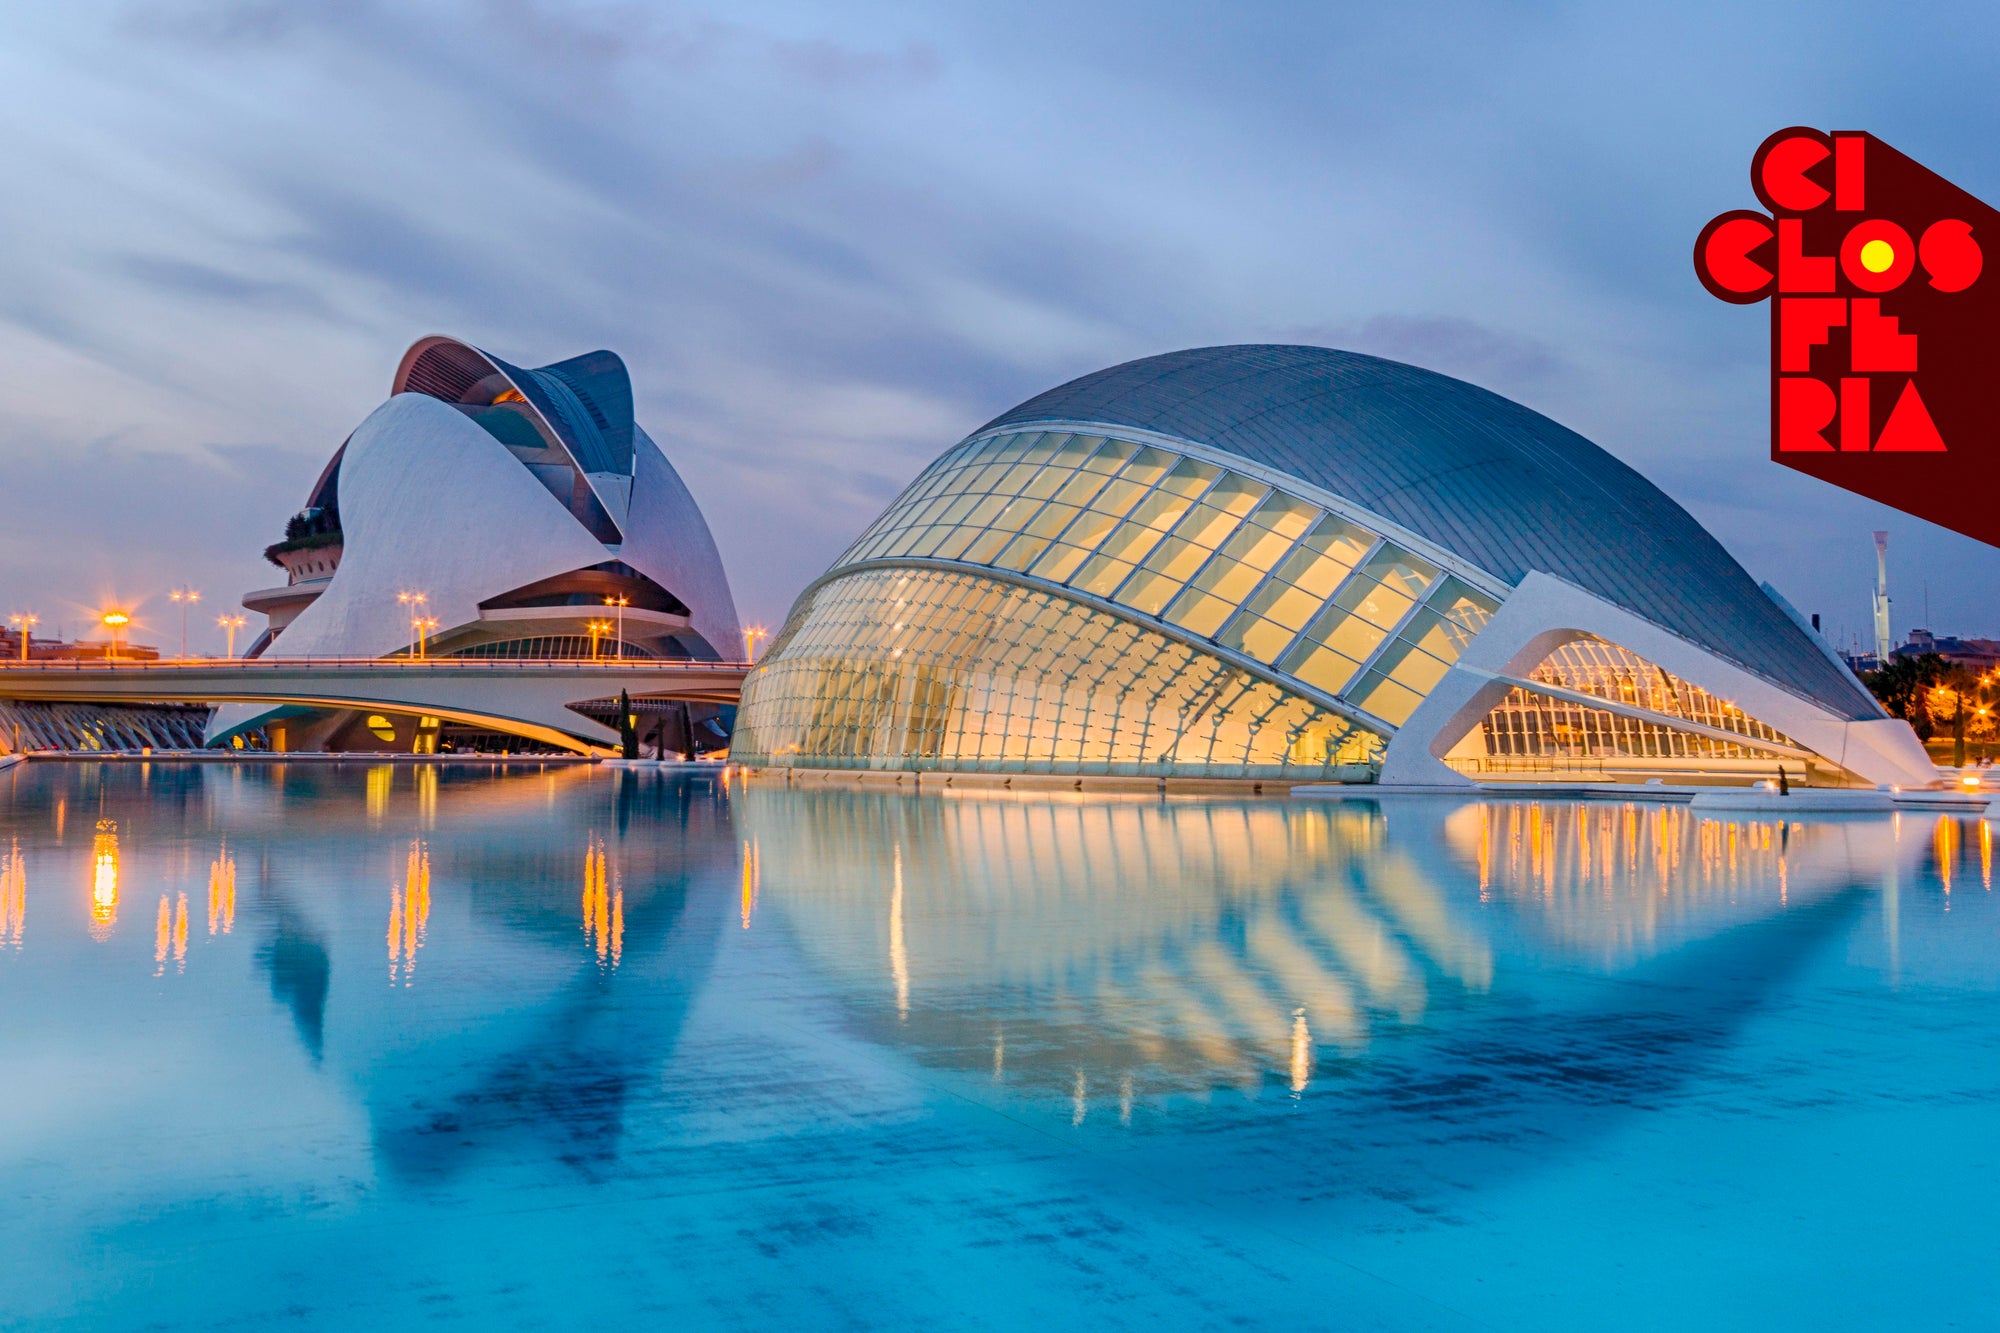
1,761 -> 1996,1330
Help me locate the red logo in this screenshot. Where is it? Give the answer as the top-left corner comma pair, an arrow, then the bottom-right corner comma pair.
1695,128 -> 1994,545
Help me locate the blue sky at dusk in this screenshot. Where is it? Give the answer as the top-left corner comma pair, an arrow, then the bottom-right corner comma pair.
1,0 -> 1995,653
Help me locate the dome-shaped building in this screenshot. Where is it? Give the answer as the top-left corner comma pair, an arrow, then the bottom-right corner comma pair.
733,346 -> 1931,788
213,336 -> 741,752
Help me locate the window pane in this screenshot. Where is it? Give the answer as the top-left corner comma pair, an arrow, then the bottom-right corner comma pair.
1249,493 -> 1319,539
1171,503 -> 1241,551
1352,670 -> 1426,726
1030,543 -> 1092,583
993,534 -> 1051,572
1038,501 -> 1090,539
1072,554 -> 1136,597
1117,569 -> 1183,616
1157,458 -> 1221,496
1141,535 -> 1211,582
1213,523 -> 1295,574
1083,439 -> 1139,475
1165,589 -> 1238,638
1205,473 -> 1269,516
1118,446 -> 1176,487
1286,643 -> 1363,696
1094,520 -> 1169,566
1189,557 -> 1266,604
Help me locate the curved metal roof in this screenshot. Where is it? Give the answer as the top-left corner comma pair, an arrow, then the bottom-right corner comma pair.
982,345 -> 1877,719
393,336 -> 635,476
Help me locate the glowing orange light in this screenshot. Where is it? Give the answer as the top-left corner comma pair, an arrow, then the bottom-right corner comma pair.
89,819 -> 119,941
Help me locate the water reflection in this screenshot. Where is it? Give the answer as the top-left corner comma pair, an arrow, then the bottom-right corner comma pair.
2,838 -> 23,949
89,819 -> 119,941
207,843 -> 236,936
387,840 -> 431,984
581,833 -> 622,968
741,787 -> 1923,1114
1443,800 -> 1920,962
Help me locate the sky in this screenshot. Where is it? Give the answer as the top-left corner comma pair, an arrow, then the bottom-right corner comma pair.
1,0 -> 1996,656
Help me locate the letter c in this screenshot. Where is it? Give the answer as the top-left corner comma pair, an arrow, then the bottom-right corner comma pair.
1754,128 -> 1834,214
1695,211 -> 1776,303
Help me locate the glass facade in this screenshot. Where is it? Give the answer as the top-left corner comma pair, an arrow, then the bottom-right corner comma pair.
1471,638 -> 1805,765
733,567 -> 1380,779
827,429 -> 1502,731
740,428 -> 1817,782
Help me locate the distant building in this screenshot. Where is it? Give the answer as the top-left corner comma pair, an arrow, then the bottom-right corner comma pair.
734,345 -> 1935,789
213,335 -> 741,753
1896,630 -> 2000,673
0,628 -> 159,662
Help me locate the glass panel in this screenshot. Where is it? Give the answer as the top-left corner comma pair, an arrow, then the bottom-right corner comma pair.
1157,458 -> 1221,497
990,432 -> 1040,463
1029,542 -> 1092,584
1285,643 -> 1365,697
1082,438 -> 1139,475
1138,536 -> 1211,582
1350,669 -> 1426,726
1186,557 -> 1266,604
1125,489 -> 1197,534
1229,616 -> 1299,665
1210,523 -> 1295,575
1169,503 -> 1241,552
1115,569 -> 1183,617
992,534 -> 1050,573
1164,590 -> 1238,638
1204,473 -> 1268,516
1117,446 -> 1176,487
1072,555 -> 1136,598
1024,503 -> 1082,540
1092,520 -> 1170,567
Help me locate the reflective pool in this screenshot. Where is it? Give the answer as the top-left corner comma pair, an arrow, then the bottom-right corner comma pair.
2,762 -> 1996,1330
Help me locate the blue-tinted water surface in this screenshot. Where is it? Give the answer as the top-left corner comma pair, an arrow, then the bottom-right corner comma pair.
1,761 -> 1996,1330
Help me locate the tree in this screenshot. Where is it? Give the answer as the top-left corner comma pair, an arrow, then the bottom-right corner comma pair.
617,689 -> 639,760
1863,653 -> 1949,739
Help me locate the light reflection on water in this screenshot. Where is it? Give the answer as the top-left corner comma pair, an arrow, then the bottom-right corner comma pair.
0,761 -> 1995,1329
737,788 -> 1924,1108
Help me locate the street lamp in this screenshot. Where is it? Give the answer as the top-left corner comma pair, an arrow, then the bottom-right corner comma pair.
169,587 -> 201,658
101,610 -> 131,662
7,613 -> 37,663
397,591 -> 428,657
410,615 -> 439,661
586,619 -> 612,661
216,614 -> 246,659
743,626 -> 767,663
603,595 -> 630,660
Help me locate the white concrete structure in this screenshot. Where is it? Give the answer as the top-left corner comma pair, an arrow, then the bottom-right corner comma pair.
215,336 -> 742,752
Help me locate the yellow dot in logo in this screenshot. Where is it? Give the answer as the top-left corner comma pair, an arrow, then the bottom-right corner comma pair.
1859,238 -> 1896,274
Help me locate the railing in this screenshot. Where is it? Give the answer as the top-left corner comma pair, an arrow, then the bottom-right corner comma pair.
0,657 -> 752,674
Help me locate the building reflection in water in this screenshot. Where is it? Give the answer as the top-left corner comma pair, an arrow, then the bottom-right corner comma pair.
742,786 -> 1920,1114
2,838 -> 24,950
89,819 -> 119,941
1444,801 -> 1919,963
582,833 -> 622,969
387,839 -> 431,985
208,843 -> 237,935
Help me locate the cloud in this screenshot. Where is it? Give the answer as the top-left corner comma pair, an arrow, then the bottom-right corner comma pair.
6,0 -> 2000,639
1286,315 -> 1568,395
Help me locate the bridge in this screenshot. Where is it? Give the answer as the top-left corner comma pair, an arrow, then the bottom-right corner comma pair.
0,657 -> 750,755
